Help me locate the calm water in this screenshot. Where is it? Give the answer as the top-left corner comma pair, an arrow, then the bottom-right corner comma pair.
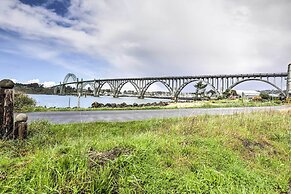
29,94 -> 172,108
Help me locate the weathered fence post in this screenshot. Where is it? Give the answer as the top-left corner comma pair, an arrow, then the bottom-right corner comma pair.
15,113 -> 28,140
0,88 -> 5,137
0,79 -> 15,139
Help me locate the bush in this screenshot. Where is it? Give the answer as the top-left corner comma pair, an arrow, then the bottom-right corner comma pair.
14,92 -> 36,111
252,95 -> 263,102
285,97 -> 291,104
259,92 -> 270,100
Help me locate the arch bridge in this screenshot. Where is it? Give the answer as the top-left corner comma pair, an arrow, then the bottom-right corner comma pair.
53,64 -> 291,101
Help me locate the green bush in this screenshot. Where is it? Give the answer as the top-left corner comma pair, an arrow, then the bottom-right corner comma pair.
285,97 -> 291,104
259,92 -> 271,100
14,92 -> 36,111
252,95 -> 263,102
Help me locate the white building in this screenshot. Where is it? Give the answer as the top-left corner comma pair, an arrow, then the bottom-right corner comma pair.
236,90 -> 260,98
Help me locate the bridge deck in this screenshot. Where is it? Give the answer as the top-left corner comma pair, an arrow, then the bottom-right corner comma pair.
54,72 -> 288,86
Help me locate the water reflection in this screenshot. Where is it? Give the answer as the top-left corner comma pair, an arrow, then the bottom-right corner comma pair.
29,94 -> 172,108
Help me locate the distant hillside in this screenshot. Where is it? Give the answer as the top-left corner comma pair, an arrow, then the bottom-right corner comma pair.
15,83 -> 54,94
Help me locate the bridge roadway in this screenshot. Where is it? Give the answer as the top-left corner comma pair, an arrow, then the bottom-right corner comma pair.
26,106 -> 290,124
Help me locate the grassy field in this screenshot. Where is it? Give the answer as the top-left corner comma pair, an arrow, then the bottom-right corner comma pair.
1,111 -> 290,193
17,99 -> 284,112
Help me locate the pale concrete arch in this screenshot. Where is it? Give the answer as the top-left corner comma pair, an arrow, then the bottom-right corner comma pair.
62,73 -> 78,94
63,73 -> 77,83
96,81 -> 115,96
140,80 -> 172,98
226,78 -> 286,97
175,79 -> 220,99
114,81 -> 140,97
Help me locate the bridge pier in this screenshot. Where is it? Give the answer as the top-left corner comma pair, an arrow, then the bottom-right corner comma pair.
173,96 -> 178,102
287,64 -> 291,97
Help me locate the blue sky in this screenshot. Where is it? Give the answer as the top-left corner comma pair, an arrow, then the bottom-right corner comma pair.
0,0 -> 290,88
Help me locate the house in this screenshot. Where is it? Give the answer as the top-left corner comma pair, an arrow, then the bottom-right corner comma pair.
236,90 -> 260,98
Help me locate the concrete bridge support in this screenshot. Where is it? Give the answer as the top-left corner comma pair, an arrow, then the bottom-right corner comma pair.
54,66 -> 289,100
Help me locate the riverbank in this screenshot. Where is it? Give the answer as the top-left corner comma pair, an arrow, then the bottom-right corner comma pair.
17,99 -> 285,113
1,111 -> 290,193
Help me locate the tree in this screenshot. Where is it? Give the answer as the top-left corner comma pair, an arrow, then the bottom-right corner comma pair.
260,92 -> 270,100
230,90 -> 238,96
14,93 -> 36,111
223,89 -> 231,98
193,81 -> 207,100
223,89 -> 237,99
206,89 -> 217,98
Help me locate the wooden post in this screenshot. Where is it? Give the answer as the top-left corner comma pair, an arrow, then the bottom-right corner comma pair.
15,113 -> 28,140
0,79 -> 15,139
0,88 -> 5,137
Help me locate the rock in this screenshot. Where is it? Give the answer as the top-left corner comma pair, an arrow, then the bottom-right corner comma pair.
105,103 -> 112,107
133,103 -> 138,107
91,102 -> 100,108
91,102 -> 104,108
158,101 -> 168,106
15,113 -> 28,122
0,79 -> 14,89
91,102 -> 98,108
120,102 -> 127,107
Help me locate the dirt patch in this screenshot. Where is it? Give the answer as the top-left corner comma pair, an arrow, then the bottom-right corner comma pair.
238,138 -> 274,152
280,180 -> 291,194
0,171 -> 6,181
88,147 -> 132,168
241,139 -> 265,149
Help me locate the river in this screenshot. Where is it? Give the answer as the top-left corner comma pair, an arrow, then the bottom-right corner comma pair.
28,94 -> 172,108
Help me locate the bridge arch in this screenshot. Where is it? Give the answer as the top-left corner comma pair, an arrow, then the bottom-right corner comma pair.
140,80 -> 172,98
115,81 -> 140,97
226,78 -> 286,97
82,82 -> 94,90
63,73 -> 77,84
96,81 -> 115,96
79,82 -> 95,95
175,79 -> 220,99
62,73 -> 78,94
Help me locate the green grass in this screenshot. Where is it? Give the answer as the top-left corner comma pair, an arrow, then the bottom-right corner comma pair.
1,111 -> 290,193
17,99 -> 284,113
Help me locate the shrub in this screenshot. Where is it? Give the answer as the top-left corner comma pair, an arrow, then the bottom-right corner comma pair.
259,92 -> 270,100
285,97 -> 291,104
252,95 -> 262,102
14,92 -> 36,111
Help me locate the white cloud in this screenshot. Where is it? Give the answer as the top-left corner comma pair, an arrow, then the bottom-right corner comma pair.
27,79 -> 40,84
11,78 -> 18,83
42,81 -> 56,88
0,0 -> 290,79
25,79 -> 56,88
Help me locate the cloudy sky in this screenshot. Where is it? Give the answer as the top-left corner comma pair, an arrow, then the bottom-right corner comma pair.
0,0 -> 290,87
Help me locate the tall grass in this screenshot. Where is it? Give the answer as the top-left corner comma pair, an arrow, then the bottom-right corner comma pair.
0,111 -> 290,193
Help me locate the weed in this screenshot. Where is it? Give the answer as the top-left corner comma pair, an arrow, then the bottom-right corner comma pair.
0,111 -> 290,193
